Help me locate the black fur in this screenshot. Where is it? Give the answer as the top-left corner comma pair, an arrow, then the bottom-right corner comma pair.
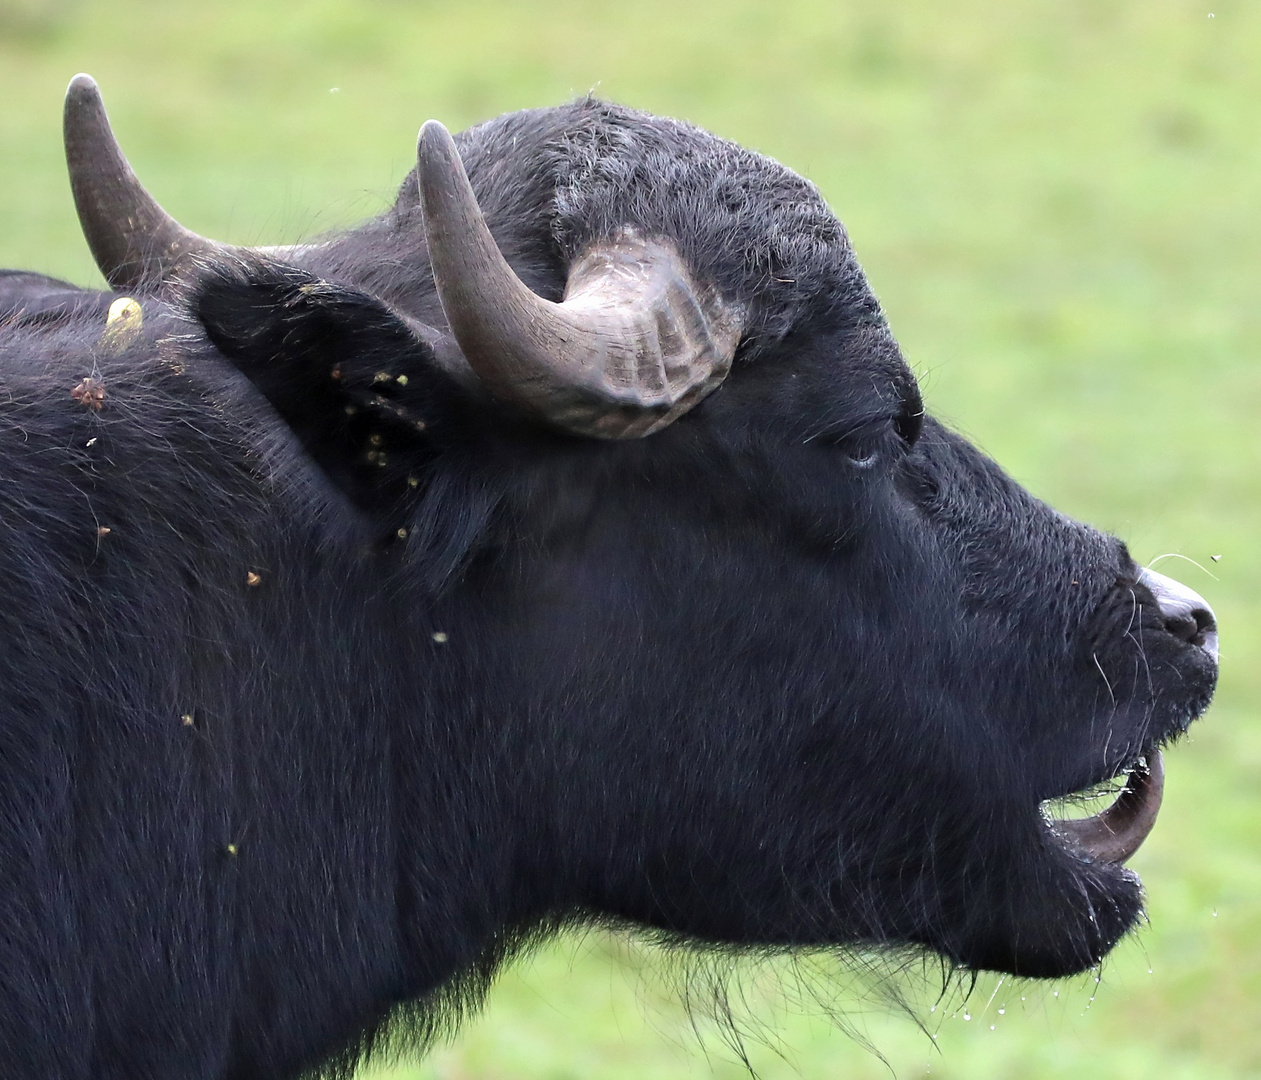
0,99 -> 1216,1078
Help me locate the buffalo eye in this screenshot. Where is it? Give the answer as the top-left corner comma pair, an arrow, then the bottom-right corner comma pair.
847,445 -> 882,470
827,419 -> 892,470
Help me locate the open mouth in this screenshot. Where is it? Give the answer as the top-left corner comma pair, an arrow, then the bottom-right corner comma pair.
1042,750 -> 1164,865
1037,566 -> 1216,868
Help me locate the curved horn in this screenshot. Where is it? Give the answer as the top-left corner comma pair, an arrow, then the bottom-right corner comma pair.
416,120 -> 742,439
64,73 -> 230,290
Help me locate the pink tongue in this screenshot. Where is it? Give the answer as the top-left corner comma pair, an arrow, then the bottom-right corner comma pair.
1050,751 -> 1165,864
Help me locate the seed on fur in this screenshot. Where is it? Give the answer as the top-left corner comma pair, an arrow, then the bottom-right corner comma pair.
432,632 -> 448,644
396,374 -> 409,386
373,372 -> 392,384
247,572 -> 262,587
226,843 -> 239,856
415,420 -> 427,432
181,714 -> 194,727
330,364 -> 342,380
71,377 -> 106,410
98,297 -> 143,354
396,528 -> 408,539
345,405 -> 357,416
369,433 -> 383,447
97,526 -> 111,537
407,476 -> 419,488
86,437 -> 98,447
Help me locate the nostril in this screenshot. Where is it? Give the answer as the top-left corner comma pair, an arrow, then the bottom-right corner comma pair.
1137,567 -> 1219,663
1164,606 -> 1215,647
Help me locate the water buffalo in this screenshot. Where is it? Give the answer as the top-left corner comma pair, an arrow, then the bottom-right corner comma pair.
0,75 -> 1218,1078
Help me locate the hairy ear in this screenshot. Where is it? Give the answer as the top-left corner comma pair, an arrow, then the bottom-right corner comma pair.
191,258 -> 458,517
0,270 -> 116,327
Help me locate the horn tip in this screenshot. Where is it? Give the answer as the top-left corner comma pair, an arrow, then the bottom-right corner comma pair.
66,73 -> 101,101
417,119 -> 455,161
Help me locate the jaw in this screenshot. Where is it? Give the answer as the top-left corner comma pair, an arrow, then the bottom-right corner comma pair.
943,745 -> 1171,977
947,847 -> 1145,978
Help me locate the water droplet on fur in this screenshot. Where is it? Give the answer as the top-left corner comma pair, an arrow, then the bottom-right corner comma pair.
1053,991 -> 1059,998
963,1012 -> 971,1021
998,1009 -> 1005,1015
989,1025 -> 995,1031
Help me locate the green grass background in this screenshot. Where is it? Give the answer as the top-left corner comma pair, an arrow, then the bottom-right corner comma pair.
2,1 -> 1257,1076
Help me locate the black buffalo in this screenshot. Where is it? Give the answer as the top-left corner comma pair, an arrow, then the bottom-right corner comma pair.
0,75 -> 1218,1078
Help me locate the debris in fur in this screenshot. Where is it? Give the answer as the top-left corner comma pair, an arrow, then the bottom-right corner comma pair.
246,572 -> 262,587
71,377 -> 105,410
98,296 -> 143,353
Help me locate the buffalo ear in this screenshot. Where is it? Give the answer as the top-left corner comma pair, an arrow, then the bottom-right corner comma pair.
191,258 -> 456,516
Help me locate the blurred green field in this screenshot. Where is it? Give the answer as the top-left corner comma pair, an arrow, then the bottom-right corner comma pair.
2,1 -> 1257,1077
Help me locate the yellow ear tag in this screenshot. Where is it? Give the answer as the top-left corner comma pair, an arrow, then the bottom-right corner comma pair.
100,297 -> 143,352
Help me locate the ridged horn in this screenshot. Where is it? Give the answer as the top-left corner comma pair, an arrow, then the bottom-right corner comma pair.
416,120 -> 742,439
64,73 -> 230,290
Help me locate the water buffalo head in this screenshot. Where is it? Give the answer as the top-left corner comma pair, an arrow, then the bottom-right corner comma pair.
57,74 -> 1218,990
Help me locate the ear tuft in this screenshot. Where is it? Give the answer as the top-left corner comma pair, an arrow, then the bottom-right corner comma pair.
191,257 -> 454,519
